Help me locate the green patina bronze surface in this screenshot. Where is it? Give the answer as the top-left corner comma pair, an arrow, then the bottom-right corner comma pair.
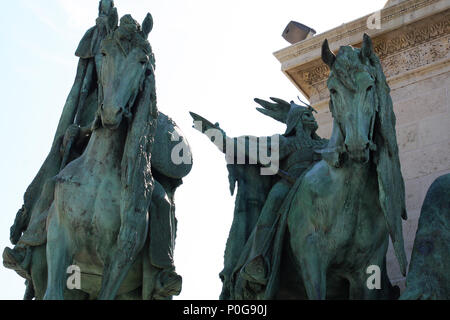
3,1 -> 192,300
283,35 -> 407,300
193,34 -> 407,300
3,2 -> 448,301
401,173 -> 450,300
192,97 -> 328,299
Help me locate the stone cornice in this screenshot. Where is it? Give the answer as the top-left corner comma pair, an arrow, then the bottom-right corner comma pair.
273,0 -> 450,103
274,0 -> 444,65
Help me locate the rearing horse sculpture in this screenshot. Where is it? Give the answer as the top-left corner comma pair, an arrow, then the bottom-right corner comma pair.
44,14 -> 191,300
284,34 -> 408,299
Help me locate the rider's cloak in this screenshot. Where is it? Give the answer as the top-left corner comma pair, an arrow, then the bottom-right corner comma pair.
225,162 -> 311,300
220,163 -> 274,299
19,58 -> 98,247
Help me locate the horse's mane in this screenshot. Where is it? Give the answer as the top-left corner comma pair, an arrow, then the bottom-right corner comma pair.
368,38 -> 408,276
323,34 -> 408,275
331,46 -> 371,92
101,14 -> 157,252
120,67 -> 157,227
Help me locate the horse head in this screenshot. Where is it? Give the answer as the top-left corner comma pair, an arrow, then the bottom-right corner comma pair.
322,34 -> 408,276
98,13 -> 154,130
322,34 -> 379,163
95,13 -> 158,252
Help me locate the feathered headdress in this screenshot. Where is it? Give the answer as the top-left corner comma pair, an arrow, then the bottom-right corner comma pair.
254,96 -> 317,136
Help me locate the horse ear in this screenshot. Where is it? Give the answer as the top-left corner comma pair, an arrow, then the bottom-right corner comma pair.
322,39 -> 336,68
142,13 -> 153,39
361,33 -> 374,60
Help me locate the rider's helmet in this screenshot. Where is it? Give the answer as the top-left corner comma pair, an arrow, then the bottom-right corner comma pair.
284,101 -> 317,137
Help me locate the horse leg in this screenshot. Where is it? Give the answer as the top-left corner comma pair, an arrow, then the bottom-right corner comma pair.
116,287 -> 142,300
44,205 -> 73,300
64,288 -> 89,300
145,181 -> 182,300
96,178 -> 158,300
142,238 -> 160,300
380,256 -> 400,300
30,245 -> 48,300
348,246 -> 389,300
288,184 -> 328,300
290,231 -> 327,300
98,210 -> 148,300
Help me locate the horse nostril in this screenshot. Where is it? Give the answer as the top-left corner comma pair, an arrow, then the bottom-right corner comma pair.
100,103 -> 104,110
116,107 -> 124,115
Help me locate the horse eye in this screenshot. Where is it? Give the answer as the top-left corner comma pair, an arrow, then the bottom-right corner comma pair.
366,85 -> 373,92
330,88 -> 337,95
101,51 -> 107,57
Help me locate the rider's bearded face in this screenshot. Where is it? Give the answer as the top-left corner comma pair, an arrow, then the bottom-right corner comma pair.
100,0 -> 113,15
301,112 -> 318,133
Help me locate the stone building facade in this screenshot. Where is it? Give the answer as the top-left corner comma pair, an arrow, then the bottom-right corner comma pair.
274,0 -> 449,289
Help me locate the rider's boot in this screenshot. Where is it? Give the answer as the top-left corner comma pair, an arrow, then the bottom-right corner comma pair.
3,246 -> 31,280
241,255 -> 268,285
240,226 -> 271,285
24,280 -> 36,300
153,267 -> 182,299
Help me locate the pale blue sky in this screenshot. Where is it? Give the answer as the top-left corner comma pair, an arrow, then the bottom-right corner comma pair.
0,0 -> 387,300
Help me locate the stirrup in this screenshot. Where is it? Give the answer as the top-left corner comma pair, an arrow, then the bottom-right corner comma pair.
3,247 -> 31,280
154,269 -> 182,299
240,256 -> 268,286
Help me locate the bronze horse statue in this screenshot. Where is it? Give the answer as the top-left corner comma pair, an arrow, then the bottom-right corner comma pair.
280,34 -> 408,299
40,14 -> 192,300
222,35 -> 408,300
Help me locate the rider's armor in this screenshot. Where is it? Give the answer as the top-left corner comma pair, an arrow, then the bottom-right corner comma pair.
281,139 -> 323,180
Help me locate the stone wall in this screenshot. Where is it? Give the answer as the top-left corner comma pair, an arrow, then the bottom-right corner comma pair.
386,64 -> 449,288
274,0 -> 450,290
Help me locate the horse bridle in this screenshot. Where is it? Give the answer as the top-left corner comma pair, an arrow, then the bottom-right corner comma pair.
332,80 -> 378,155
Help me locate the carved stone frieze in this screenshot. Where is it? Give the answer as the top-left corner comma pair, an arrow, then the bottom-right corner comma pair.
276,1 -> 450,102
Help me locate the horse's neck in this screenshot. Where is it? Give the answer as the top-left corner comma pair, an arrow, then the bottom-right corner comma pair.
83,125 -> 126,167
345,161 -> 370,177
325,126 -> 371,179
337,160 -> 373,204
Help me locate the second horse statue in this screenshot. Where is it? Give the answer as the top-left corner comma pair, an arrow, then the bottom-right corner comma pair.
192,34 -> 407,300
